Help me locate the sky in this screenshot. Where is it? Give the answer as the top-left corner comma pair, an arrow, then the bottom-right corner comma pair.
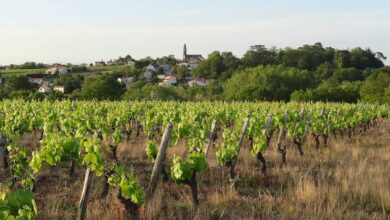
0,0 -> 389,65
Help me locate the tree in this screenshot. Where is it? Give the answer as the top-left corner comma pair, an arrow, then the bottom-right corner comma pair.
78,75 -> 125,100
156,56 -> 178,66
54,75 -> 84,94
334,50 -> 351,68
360,68 -> 390,103
279,43 -> 331,71
135,57 -> 154,69
291,81 -> 362,103
224,65 -> 313,101
6,76 -> 35,91
241,45 -> 278,68
173,65 -> 187,81
350,47 -> 385,70
192,51 -> 239,79
331,68 -> 364,82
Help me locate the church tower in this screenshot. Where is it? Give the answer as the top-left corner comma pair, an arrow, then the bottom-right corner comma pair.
183,44 -> 187,61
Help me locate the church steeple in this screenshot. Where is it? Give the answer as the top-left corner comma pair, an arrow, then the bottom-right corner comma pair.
183,44 -> 187,60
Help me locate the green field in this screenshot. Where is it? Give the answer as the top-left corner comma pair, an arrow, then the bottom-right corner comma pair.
0,68 -> 45,76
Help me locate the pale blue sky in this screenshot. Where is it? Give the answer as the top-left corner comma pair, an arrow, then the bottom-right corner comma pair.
0,0 -> 389,65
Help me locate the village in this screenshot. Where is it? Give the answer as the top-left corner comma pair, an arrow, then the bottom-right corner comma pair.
10,44 -> 213,94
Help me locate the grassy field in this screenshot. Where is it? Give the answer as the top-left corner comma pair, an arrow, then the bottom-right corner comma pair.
0,68 -> 45,76
0,65 -> 125,77
1,120 -> 390,219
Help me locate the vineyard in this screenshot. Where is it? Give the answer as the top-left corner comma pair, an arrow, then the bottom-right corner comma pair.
0,100 -> 389,220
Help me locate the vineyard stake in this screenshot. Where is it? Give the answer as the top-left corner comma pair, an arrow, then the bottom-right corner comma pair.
146,123 -> 173,200
303,110 -> 313,143
229,118 -> 249,187
277,111 -> 289,165
205,119 -> 218,158
76,168 -> 93,220
0,135 -> 6,168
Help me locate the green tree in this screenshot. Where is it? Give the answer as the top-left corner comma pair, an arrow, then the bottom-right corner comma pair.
224,65 -> 313,101
54,75 -> 84,94
78,75 -> 125,100
6,76 -> 35,91
173,65 -> 187,81
241,45 -> 278,68
334,50 -> 351,68
360,68 -> 390,103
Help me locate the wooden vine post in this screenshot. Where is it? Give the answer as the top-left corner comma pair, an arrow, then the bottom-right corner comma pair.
0,135 -> 7,168
277,110 -> 289,166
229,117 -> 250,188
77,168 -> 93,220
205,119 -> 218,158
146,123 -> 173,201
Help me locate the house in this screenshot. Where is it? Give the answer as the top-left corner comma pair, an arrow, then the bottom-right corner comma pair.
157,75 -> 166,80
158,64 -> 172,76
159,76 -> 177,87
27,74 -> 45,85
46,65 -> 68,75
117,77 -> 134,89
144,64 -> 173,80
127,60 -> 136,66
107,60 -> 116,66
143,64 -> 157,80
188,78 -> 208,87
53,86 -> 65,93
95,61 -> 106,66
38,84 -> 52,93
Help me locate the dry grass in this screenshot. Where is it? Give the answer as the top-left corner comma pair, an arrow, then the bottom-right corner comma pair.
1,121 -> 390,220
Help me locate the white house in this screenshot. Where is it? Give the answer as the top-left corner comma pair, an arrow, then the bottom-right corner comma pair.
127,60 -> 136,66
117,77 -> 134,89
159,76 -> 177,87
53,86 -> 65,93
28,76 -> 44,85
38,85 -> 52,93
158,64 -> 172,76
188,78 -> 208,87
146,64 -> 156,72
46,65 -> 68,75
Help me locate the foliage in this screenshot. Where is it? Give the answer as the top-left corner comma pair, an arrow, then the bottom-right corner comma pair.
77,75 -> 125,100
224,65 -> 313,101
0,189 -> 37,220
145,140 -> 158,162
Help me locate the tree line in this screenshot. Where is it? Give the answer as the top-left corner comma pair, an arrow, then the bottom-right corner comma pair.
0,42 -> 388,103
